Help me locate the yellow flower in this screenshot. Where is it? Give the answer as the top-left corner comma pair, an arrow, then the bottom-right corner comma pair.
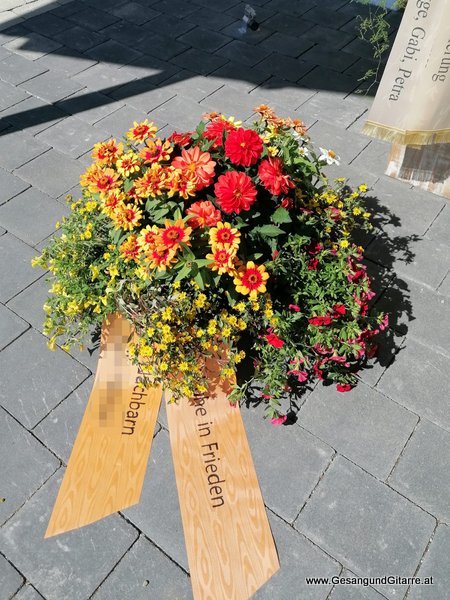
147,327 -> 155,337
363,212 -> 371,219
179,362 -> 189,371
339,239 -> 349,248
90,265 -> 100,281
234,302 -> 246,313
194,294 -> 207,308
160,362 -> 168,371
139,345 -> 153,358
267,146 -> 279,156
222,326 -> 232,337
352,207 -> 362,216
109,264 -> 119,279
358,184 -> 368,193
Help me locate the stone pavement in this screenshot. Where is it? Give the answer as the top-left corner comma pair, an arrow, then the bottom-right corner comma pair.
0,0 -> 449,599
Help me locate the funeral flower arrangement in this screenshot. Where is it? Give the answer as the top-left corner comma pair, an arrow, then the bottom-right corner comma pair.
34,106 -> 387,421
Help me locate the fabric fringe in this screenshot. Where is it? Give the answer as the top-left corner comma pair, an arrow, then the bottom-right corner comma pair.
362,121 -> 450,146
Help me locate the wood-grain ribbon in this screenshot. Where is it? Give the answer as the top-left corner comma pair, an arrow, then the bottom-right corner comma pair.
166,357 -> 279,600
45,312 -> 162,537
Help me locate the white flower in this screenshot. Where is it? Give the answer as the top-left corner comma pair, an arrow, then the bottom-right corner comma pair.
297,146 -> 310,159
318,147 -> 340,165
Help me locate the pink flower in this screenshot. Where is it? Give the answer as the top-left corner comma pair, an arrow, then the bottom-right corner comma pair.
336,383 -> 352,392
265,331 -> 285,348
271,415 -> 287,426
379,314 -> 389,331
308,258 -> 319,270
288,369 -> 308,382
288,304 -> 300,312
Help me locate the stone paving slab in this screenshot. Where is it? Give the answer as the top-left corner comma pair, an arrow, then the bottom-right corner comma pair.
295,456 -> 435,599
0,471 -> 138,600
0,234 -> 42,303
0,552 -> 24,599
388,420 -> 450,522
12,584 -> 45,600
14,149 -> 82,197
0,406 -> 59,525
329,569 -> 387,600
0,303 -> 29,351
299,382 -> 418,479
407,525 -> 450,600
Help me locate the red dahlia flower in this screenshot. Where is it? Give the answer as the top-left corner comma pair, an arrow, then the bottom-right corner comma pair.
214,171 -> 257,214
204,119 -> 235,148
225,128 -> 263,166
258,157 -> 295,196
186,200 -> 221,228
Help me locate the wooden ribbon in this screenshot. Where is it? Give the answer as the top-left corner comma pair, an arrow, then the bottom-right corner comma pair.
166,358 -> 279,600
45,313 -> 162,537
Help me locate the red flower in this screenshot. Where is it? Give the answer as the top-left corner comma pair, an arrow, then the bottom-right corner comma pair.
258,157 -> 295,196
288,304 -> 300,312
214,171 -> 257,214
272,249 -> 279,260
280,197 -> 293,209
225,128 -> 263,166
336,383 -> 352,392
333,304 -> 346,317
271,415 -> 287,426
308,315 -> 333,326
308,258 -> 319,270
379,314 -> 389,331
168,131 -> 192,147
288,369 -> 308,382
186,200 -> 221,228
265,331 -> 284,348
204,119 -> 235,149
306,241 -> 322,255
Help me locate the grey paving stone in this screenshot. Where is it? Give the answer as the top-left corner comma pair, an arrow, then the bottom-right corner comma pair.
35,116 -> 111,159
0,329 -> 90,429
150,95 -> 212,131
153,0 -> 199,18
298,66 -> 359,96
0,553 -> 24,600
376,280 -> 450,359
53,24 -> 108,52
86,39 -> 143,68
92,536 -> 191,600
259,31 -> 315,58
34,48 -> 96,77
14,149 -> 81,198
378,338 -> 450,430
33,377 -> 93,464
350,139 -> 392,177
1,95 -> 68,136
253,511 -> 339,600
300,382 -> 418,479
0,406 -> 59,525
0,131 -> 50,171
110,2 -> 160,25
295,456 -> 435,599
141,13 -> 195,39
0,52 -> 48,85
249,77 -> 316,113
260,13 -> 312,36
0,234 -> 41,302
437,271 -> 450,298
158,70 -> 224,103
187,6 -> 236,32
308,119 -> 371,165
3,31 -> 62,60
0,167 -> 30,205
0,303 -> 28,350
366,236 -> 450,290
7,275 -> 51,334
68,6 -> 119,31
208,60 -> 270,94
73,62 -> 137,94
0,187 -> 67,246
21,12 -> 73,37
215,39 -> 271,66
298,90 -> 371,130
111,79 -> 177,113
407,525 -> 450,600
301,24 -> 355,51
123,429 -> 189,571
217,21 -> 274,45
389,420 -> 450,521
95,104 -> 154,140
137,31 -> 189,61
119,54 -> 180,86
256,54 -> 315,83
200,85 -> 256,122
0,471 -> 138,600
171,47 -> 228,76
19,70 -> 84,103
357,330 -> 404,388
0,79 -> 29,111
242,406 -> 333,522
329,569 -> 387,600
303,5 -> 353,28
425,204 -> 450,242
12,584 -> 45,600
56,89 -> 125,125
178,26 -> 232,53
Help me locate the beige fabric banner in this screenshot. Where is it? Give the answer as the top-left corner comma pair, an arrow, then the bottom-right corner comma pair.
166,362 -> 279,600
363,1 -> 450,145
46,313 -> 162,537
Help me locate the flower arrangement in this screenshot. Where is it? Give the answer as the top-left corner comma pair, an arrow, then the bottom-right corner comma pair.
33,106 -> 387,422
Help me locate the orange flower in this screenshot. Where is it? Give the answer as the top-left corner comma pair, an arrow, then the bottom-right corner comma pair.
206,247 -> 237,275
127,119 -> 157,143
209,222 -> 240,253
101,190 -> 126,216
147,246 -> 177,271
91,139 -> 124,166
139,138 -> 172,163
234,261 -> 269,300
111,204 -> 143,231
171,146 -> 216,190
80,165 -> 121,196
116,152 -> 141,177
134,163 -> 166,198
138,225 -> 160,250
159,219 -> 191,249
120,235 -> 140,262
165,168 -> 197,200
186,200 -> 221,228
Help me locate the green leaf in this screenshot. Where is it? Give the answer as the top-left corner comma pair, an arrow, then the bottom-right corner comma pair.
174,264 -> 191,281
194,270 -> 205,290
272,207 -> 292,224
254,224 -> 284,237
123,178 -> 134,193
195,258 -> 212,267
